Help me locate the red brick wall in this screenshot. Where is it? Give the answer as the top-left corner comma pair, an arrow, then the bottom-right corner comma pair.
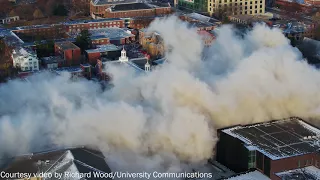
90,2 -> 109,16
270,153 -> 320,180
104,7 -> 172,18
92,38 -> 110,45
65,20 -> 125,33
305,0 -> 320,6
87,52 -> 101,64
276,0 -> 312,12
64,48 -> 81,65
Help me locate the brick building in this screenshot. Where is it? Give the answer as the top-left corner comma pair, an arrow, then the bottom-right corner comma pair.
275,0 -> 313,12
11,19 -> 125,42
65,18 -> 125,34
139,30 -> 165,57
90,0 -> 139,18
305,0 -> 320,6
198,30 -> 215,46
85,44 -> 121,64
104,3 -> 172,19
216,117 -> 320,179
54,42 -> 81,66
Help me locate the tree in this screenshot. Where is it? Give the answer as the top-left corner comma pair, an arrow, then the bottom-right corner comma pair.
33,8 -> 45,19
36,40 -> 55,58
53,4 -> 69,16
75,30 -> 92,53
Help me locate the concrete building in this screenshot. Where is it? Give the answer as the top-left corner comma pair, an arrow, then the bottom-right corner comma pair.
54,42 -> 81,66
1,147 -> 112,180
179,0 -> 265,16
216,117 -> 320,179
11,47 -> 39,72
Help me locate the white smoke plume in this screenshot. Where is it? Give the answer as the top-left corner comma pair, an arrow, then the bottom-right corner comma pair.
0,15 -> 320,178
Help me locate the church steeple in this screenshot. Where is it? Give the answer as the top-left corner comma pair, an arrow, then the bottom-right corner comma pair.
145,55 -> 151,72
119,46 -> 128,62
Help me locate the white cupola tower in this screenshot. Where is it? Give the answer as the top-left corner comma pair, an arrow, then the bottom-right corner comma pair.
119,46 -> 128,62
145,55 -> 151,72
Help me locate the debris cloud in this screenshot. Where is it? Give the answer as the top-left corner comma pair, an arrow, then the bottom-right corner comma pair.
1,16 -> 320,177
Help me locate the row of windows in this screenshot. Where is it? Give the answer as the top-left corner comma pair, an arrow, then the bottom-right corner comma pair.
248,150 -> 256,169
298,159 -> 320,168
22,65 -> 38,71
215,4 -> 263,9
68,25 -> 121,32
210,2 -> 264,7
70,22 -> 120,28
217,0 -> 263,3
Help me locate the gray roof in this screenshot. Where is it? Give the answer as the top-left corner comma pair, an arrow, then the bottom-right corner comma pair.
275,166 -> 320,180
1,147 -> 112,180
91,0 -> 139,5
222,117 -> 320,160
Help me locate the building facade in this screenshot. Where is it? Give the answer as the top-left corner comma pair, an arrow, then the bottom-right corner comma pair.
54,42 -> 81,66
209,0 -> 266,16
179,0 -> 265,16
216,117 -> 320,180
103,3 -> 172,19
12,47 -> 39,72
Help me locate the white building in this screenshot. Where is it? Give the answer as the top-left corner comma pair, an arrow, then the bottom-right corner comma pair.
12,47 -> 39,72
0,16 -> 19,24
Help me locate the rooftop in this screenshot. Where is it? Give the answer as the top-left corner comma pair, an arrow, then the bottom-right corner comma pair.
2,147 -> 111,178
88,27 -> 134,40
64,18 -> 122,25
110,3 -> 152,12
225,170 -> 270,180
55,42 -> 80,50
41,56 -> 65,64
192,160 -> 235,179
55,67 -> 83,73
91,0 -> 138,5
222,117 -> 320,160
275,166 -> 320,179
86,44 -> 121,53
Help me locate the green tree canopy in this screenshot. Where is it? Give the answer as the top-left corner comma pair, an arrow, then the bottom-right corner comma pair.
75,30 -> 92,53
53,4 -> 68,16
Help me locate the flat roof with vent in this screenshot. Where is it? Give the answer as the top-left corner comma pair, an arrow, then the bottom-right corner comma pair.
222,117 -> 320,160
275,166 -> 320,179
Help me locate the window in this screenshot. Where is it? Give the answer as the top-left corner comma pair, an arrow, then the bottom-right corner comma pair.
29,58 -> 32,61
248,150 -> 256,169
